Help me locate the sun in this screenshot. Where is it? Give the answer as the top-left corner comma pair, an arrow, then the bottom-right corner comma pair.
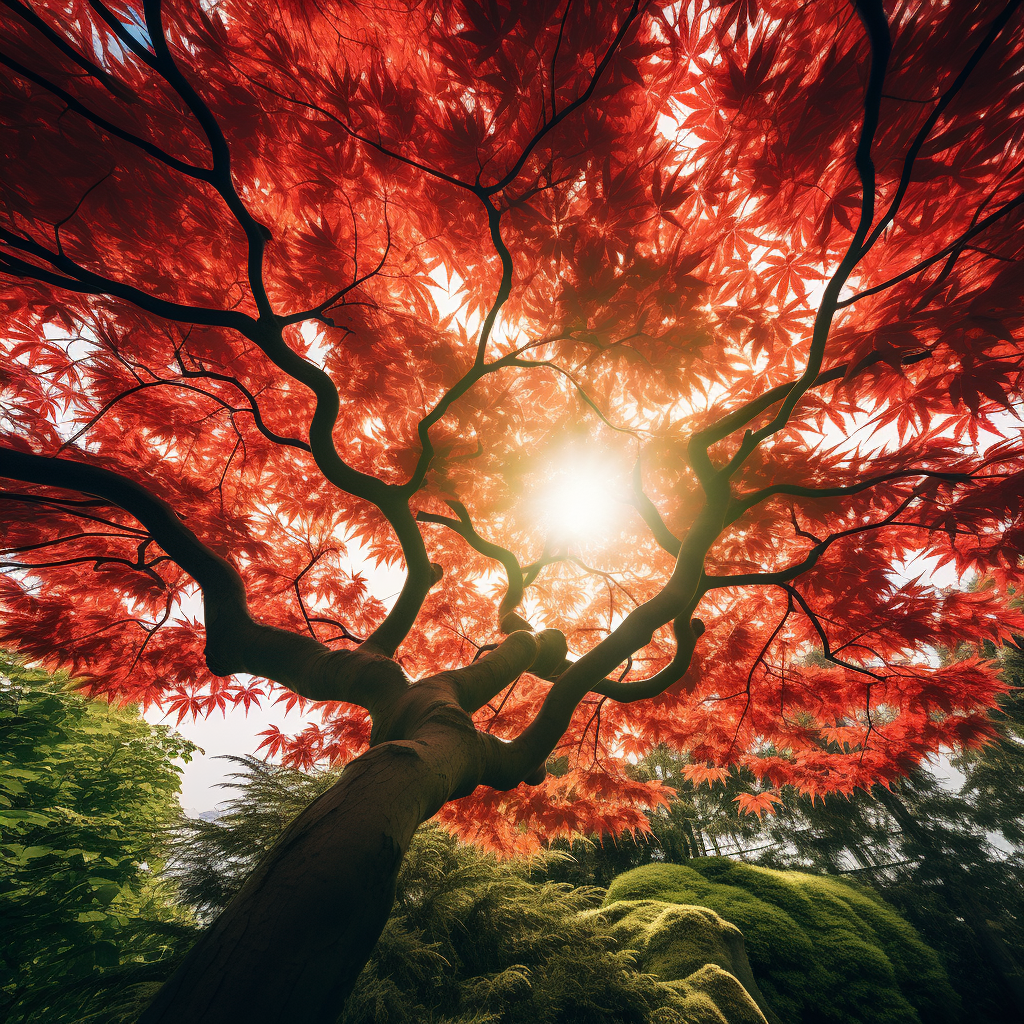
536,451 -> 624,544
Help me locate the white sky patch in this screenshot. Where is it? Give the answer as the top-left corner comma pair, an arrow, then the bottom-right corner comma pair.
426,263 -> 482,342
299,320 -> 328,367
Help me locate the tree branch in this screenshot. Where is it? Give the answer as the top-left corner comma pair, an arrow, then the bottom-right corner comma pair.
688,351 -> 931,471
858,0 -> 1024,258
417,502 -> 535,632
836,191 -> 1024,308
0,50 -> 210,179
629,457 -> 681,556
726,468 -> 972,525
442,629 -> 568,714
780,583 -> 886,681
1,0 -> 137,100
686,1 -> 892,485
0,447 -> 408,713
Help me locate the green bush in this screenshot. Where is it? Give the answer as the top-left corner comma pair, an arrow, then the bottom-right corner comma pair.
0,653 -> 197,1023
604,860 -> 959,1024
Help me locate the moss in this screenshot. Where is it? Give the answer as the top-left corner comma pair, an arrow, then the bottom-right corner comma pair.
603,860 -> 960,1024
667,965 -> 770,1024
582,901 -> 769,1024
586,901 -> 745,981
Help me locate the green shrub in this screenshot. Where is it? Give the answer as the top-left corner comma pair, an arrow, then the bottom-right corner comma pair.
0,654 -> 197,1024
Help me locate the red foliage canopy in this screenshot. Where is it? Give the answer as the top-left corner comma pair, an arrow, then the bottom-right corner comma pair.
2,0 -> 1024,854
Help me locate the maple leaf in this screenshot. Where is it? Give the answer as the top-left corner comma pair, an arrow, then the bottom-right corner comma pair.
733,791 -> 783,818
682,763 -> 731,788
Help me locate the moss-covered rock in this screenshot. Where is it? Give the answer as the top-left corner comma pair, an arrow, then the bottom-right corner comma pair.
604,860 -> 960,1024
587,900 -> 773,1024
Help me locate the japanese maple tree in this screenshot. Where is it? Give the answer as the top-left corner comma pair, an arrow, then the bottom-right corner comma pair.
2,0 -> 1024,1019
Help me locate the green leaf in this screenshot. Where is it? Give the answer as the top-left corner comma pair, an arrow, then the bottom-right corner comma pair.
76,911 -> 107,923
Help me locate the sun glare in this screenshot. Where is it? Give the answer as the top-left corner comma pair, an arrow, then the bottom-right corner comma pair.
536,453 -> 623,544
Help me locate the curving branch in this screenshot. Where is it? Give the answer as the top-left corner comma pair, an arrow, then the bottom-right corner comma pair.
55,376 -> 311,453
703,493 -> 919,592
713,0 -> 892,474
480,487 -> 729,789
480,0 -> 642,196
857,0 -> 1024,258
0,50 -> 210,179
1,0 -> 136,99
836,191 -> 1024,308
174,358 -> 312,451
688,350 -> 931,475
2,1 -> 440,658
726,468 -> 972,525
0,228 -> 253,331
0,447 -> 409,714
686,1 -> 1020,490
417,502 -> 535,632
629,457 -> 681,556
473,199 -> 515,366
508,358 -> 640,435
780,583 -> 886,682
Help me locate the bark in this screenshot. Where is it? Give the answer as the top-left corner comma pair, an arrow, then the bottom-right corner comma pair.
720,926 -> 784,1024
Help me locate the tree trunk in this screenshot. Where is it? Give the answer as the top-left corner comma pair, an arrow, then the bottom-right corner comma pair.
140,732 -> 472,1024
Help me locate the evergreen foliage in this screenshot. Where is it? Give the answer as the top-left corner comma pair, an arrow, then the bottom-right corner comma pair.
0,669 -> 974,1024
168,755 -> 339,921
604,861 -> 958,1024
0,653 -> 197,1023
342,827 -> 765,1024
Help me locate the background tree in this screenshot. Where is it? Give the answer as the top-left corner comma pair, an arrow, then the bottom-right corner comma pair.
170,757 -> 768,1024
2,0 -> 1024,1020
0,652 -> 196,1024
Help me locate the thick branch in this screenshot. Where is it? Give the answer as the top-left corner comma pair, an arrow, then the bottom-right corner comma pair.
443,629 -> 568,714
0,448 -> 408,712
480,490 -> 729,788
0,229 -> 252,331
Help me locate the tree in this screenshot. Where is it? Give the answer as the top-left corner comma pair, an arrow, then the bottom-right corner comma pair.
0,652 -> 196,1023
2,0 -> 1023,1019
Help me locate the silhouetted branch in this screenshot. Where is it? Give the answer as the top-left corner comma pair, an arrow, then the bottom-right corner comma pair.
727,468 -> 972,524
0,447 -> 408,712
